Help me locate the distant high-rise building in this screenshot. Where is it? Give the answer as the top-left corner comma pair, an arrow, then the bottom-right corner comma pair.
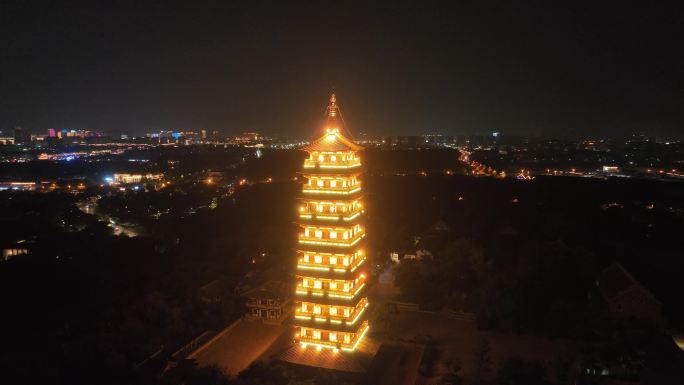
13,127 -> 31,144
235,132 -> 261,144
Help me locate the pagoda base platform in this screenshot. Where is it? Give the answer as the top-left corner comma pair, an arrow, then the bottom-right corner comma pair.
272,334 -> 380,373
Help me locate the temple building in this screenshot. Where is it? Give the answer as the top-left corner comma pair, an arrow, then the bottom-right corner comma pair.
245,280 -> 292,325
294,94 -> 369,352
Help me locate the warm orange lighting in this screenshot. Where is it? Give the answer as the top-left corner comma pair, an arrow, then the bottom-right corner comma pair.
294,94 -> 369,352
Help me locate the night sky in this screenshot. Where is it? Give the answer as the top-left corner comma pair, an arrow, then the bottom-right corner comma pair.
1,1 -> 682,139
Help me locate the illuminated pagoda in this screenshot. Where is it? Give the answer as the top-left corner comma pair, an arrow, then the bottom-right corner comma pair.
294,94 -> 369,352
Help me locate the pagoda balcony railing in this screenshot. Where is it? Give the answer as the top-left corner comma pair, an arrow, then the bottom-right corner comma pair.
297,335 -> 351,350
298,232 -> 365,247
295,282 -> 366,300
297,322 -> 369,352
246,298 -> 289,309
296,256 -> 365,273
298,207 -> 363,222
294,301 -> 369,325
302,185 -> 362,195
303,159 -> 361,170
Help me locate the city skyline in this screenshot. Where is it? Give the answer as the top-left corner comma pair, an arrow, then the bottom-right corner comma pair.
1,2 -> 683,139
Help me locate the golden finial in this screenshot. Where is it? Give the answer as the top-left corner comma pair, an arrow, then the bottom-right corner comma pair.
328,93 -> 338,119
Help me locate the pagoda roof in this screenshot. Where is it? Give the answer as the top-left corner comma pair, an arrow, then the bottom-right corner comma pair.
597,262 -> 660,304
301,93 -> 364,152
302,130 -> 364,152
295,266 -> 367,280
294,316 -> 368,333
294,285 -> 368,306
243,280 -> 292,301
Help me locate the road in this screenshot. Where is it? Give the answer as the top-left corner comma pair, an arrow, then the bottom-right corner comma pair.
76,196 -> 139,237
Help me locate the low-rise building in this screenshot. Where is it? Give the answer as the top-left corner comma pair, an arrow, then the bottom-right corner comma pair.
597,262 -> 663,327
112,173 -> 164,185
0,182 -> 36,191
198,279 -> 228,304
1,240 -> 30,261
244,280 -> 292,324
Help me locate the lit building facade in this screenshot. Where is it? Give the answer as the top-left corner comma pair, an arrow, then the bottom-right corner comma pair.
294,94 -> 369,352
112,173 -> 164,184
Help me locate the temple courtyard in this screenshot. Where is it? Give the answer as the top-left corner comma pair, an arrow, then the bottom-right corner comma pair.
191,309 -> 563,383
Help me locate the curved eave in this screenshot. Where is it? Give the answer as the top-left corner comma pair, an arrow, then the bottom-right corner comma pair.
298,196 -> 365,205
296,237 -> 367,252
300,133 -> 364,152
294,249 -> 359,257
299,190 -> 364,200
295,215 -> 364,227
294,285 -> 368,306
296,267 -> 367,280
299,167 -> 364,176
293,316 -> 369,333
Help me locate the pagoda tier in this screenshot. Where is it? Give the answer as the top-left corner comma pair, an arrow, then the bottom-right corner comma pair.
295,250 -> 366,277
293,94 -> 370,352
295,278 -> 369,306
299,173 -> 363,198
